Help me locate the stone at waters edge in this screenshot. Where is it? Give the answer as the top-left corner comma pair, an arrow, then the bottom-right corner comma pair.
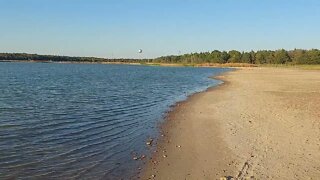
146,138 -> 153,146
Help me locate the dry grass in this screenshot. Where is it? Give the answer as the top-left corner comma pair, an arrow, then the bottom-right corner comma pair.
259,64 -> 320,70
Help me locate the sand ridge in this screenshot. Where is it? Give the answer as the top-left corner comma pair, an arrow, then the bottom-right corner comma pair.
142,67 -> 320,179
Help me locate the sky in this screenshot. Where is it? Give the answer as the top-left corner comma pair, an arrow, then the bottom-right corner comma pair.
0,0 -> 320,59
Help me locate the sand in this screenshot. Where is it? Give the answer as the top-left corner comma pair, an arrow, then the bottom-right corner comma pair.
142,67 -> 320,179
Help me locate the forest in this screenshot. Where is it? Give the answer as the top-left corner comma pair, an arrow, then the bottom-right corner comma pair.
1,49 -> 320,65
0,53 -> 141,63
154,49 -> 320,65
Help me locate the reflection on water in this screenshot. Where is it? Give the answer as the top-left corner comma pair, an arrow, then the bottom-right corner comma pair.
0,62 -> 229,179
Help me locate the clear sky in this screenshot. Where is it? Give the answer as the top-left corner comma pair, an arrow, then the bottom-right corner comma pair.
0,0 -> 320,58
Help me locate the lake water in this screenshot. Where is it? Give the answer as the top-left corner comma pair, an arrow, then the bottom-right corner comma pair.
0,62 -> 229,179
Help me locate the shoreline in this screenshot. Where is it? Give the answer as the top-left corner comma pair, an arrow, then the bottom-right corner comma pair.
3,60 -> 320,70
142,67 -> 320,179
134,69 -> 234,179
140,70 -> 237,179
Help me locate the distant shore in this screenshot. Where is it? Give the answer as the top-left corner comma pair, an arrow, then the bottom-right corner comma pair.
0,59 -> 257,68
142,67 -> 320,179
3,60 -> 320,70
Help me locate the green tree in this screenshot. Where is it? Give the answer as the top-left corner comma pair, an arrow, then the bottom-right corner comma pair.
305,49 -> 320,64
274,49 -> 290,64
220,51 -> 230,63
290,49 -> 306,64
255,51 -> 266,64
228,50 -> 241,63
241,52 -> 252,63
250,51 -> 256,64
210,50 -> 223,63
265,51 -> 275,64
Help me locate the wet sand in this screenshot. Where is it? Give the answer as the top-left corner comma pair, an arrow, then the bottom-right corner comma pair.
142,67 -> 320,179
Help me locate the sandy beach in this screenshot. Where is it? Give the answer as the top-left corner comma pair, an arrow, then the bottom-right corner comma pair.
143,67 -> 320,179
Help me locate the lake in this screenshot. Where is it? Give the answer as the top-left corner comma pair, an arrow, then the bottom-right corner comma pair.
0,62 -> 229,179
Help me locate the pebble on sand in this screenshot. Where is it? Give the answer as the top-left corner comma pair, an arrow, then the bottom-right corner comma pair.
146,138 -> 154,146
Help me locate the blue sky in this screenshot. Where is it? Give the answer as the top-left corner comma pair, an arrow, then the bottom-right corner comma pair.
0,0 -> 320,58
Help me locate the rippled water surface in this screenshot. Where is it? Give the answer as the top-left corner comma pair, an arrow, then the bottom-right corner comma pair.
0,62 -> 229,179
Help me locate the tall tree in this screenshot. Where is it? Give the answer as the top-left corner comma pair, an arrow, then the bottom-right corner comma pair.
220,51 -> 230,63
306,49 -> 320,64
255,51 -> 266,64
274,49 -> 290,64
228,50 -> 241,63
241,52 -> 252,63
210,50 -> 222,63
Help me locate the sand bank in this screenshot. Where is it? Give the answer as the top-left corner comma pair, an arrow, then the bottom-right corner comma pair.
143,67 -> 320,179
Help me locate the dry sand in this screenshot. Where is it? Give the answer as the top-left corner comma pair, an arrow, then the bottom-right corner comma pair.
142,67 -> 320,179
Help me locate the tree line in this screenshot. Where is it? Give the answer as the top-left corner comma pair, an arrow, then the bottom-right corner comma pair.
0,53 -> 143,63
1,49 -> 320,64
153,49 -> 320,64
